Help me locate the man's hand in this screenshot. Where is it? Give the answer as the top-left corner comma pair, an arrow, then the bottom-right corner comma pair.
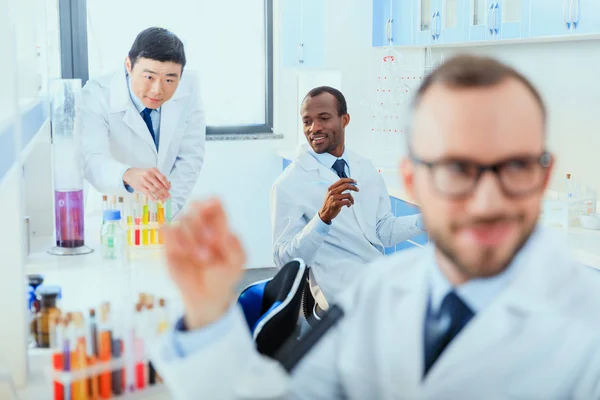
123,167 -> 171,201
318,178 -> 359,224
162,199 -> 245,330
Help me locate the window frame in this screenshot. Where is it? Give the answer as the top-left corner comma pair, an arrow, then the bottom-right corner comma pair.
58,0 -> 274,136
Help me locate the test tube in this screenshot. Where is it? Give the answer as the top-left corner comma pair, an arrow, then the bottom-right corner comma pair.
157,298 -> 169,334
134,303 -> 145,390
126,202 -> 133,246
134,194 -> 141,246
156,202 -> 165,245
73,312 -> 89,400
150,201 -> 158,245
98,303 -> 112,399
101,196 -> 108,221
142,197 -> 149,246
87,309 -> 99,400
145,301 -> 156,386
63,315 -> 72,400
53,320 -> 65,400
117,197 -> 124,218
165,198 -> 172,222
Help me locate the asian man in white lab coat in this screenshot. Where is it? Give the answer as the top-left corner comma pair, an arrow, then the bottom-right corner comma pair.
152,55 -> 600,399
271,86 -> 425,314
79,27 -> 205,215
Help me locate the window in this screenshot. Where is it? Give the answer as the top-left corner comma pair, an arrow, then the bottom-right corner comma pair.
68,0 -> 273,134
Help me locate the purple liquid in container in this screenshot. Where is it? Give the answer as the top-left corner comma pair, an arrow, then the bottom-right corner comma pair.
54,189 -> 85,248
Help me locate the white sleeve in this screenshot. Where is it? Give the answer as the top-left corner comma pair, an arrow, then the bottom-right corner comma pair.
150,305 -> 345,399
270,183 -> 330,268
79,81 -> 132,195
374,174 -> 422,247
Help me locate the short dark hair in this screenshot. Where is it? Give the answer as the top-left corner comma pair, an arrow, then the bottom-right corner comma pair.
303,86 -> 348,116
413,54 -> 546,124
128,27 -> 186,70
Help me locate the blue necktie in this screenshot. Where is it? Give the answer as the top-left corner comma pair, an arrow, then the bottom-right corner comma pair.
332,159 -> 348,179
423,291 -> 474,377
141,108 -> 157,149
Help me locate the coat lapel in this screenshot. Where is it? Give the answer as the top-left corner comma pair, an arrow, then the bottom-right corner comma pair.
157,76 -> 192,170
345,152 -> 372,238
122,106 -> 158,156
423,229 -> 569,388
108,69 -> 158,156
157,98 -> 183,170
386,251 -> 431,397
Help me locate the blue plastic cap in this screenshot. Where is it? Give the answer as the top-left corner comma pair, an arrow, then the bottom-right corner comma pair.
103,209 -> 121,221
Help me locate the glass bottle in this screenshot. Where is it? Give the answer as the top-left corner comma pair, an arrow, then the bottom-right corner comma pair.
36,285 -> 62,348
100,210 -> 126,260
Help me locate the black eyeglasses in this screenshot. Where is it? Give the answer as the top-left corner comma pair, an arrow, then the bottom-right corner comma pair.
410,152 -> 553,199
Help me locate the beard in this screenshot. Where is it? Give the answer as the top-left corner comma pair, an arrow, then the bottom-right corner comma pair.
429,214 -> 536,280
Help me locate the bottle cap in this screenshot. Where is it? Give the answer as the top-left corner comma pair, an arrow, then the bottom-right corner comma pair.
103,210 -> 121,221
35,285 -> 61,299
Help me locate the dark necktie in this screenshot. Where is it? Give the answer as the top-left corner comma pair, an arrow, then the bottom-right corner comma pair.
141,108 -> 157,149
332,159 -> 348,179
423,291 -> 474,377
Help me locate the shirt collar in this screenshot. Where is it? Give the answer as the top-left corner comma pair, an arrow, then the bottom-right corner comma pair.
306,146 -> 348,170
428,237 -> 531,314
126,73 -> 161,115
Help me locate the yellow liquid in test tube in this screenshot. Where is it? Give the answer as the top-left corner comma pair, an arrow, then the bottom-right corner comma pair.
142,203 -> 149,245
157,203 -> 165,244
151,213 -> 158,245
127,216 -> 133,246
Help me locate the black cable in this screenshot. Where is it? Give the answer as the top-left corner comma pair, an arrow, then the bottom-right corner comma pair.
273,304 -> 344,373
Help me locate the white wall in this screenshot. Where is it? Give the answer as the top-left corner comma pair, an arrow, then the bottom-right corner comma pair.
273,0 -> 423,167
187,140 -> 282,268
431,41 -> 600,193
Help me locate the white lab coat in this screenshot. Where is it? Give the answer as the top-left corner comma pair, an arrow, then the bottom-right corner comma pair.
78,68 -> 205,215
270,144 -> 421,301
151,228 -> 600,399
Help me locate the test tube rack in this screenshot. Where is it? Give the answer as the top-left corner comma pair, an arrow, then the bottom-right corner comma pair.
101,194 -> 172,251
41,292 -> 175,400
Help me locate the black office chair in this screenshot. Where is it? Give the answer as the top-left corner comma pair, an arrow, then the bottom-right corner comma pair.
237,259 -> 307,357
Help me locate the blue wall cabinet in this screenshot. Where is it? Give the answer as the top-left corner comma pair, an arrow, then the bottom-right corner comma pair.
372,0 -> 414,46
438,0 -> 466,43
529,0 -> 572,38
373,0 -> 395,46
416,0 -> 436,45
282,0 -> 325,68
530,0 -> 600,38
416,0 -> 465,45
465,0 -> 496,41
494,0 -> 530,40
572,0 -> 600,34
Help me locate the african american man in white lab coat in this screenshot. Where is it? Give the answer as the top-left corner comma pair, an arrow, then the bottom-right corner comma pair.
80,27 -> 205,215
153,55 -> 600,399
270,86 -> 425,315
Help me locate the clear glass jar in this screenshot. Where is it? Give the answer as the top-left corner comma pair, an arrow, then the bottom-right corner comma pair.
101,210 -> 125,260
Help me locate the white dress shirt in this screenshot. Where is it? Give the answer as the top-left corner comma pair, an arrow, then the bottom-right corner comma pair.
270,144 -> 424,302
